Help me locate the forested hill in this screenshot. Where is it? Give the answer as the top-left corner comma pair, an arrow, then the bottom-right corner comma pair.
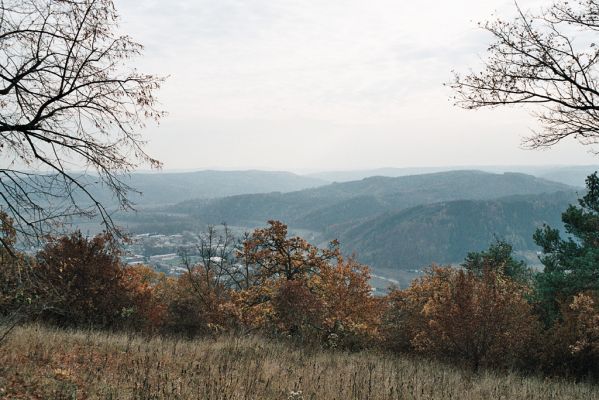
113,170 -> 579,284
171,170 -> 575,230
337,191 -> 578,275
307,165 -> 599,187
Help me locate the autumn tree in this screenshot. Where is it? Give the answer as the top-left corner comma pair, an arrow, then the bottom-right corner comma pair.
384,266 -> 539,369
179,224 -> 242,294
271,279 -> 324,340
312,258 -> 382,348
0,0 -> 164,243
232,221 -> 381,347
0,213 -> 21,315
567,294 -> 599,367
241,220 -> 340,283
161,266 -> 231,337
120,264 -> 168,331
164,225 -> 247,336
382,269 -> 441,354
234,221 -> 338,327
34,231 -> 131,327
541,292 -> 599,378
271,258 -> 381,348
0,212 -> 37,343
451,0 -> 599,152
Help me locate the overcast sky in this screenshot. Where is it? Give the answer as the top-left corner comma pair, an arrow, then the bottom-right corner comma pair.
115,0 -> 599,172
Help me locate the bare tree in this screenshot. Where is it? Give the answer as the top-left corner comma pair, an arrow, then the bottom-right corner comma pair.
0,0 -> 164,242
178,224 -> 251,305
450,1 -> 599,152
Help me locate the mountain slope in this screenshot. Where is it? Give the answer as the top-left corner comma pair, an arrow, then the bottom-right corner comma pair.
338,191 -> 578,276
173,170 -> 575,230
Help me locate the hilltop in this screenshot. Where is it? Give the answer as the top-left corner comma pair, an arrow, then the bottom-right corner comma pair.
307,165 -> 599,187
82,170 -> 328,207
172,170 -> 573,229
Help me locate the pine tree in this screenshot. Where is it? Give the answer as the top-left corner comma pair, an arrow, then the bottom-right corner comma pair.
534,173 -> 599,322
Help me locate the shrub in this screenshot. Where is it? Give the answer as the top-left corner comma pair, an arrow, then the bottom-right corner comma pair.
161,266 -> 231,337
34,232 -> 131,327
383,266 -> 539,369
542,293 -> 599,378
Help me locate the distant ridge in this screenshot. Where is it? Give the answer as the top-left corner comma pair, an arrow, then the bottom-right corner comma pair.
306,165 -> 599,187
84,170 -> 328,206
171,170 -> 574,230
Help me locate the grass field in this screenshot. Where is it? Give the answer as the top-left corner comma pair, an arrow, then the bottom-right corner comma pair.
0,325 -> 598,399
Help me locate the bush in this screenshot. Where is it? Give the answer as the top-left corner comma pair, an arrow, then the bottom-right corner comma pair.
542,293 -> 599,378
383,266 -> 539,369
272,279 -> 323,340
34,232 -> 132,327
160,266 -> 231,337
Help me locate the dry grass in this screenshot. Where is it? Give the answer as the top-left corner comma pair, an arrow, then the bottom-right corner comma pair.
0,325 -> 598,399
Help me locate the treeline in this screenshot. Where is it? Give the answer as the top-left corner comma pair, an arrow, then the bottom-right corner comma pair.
3,176 -> 599,380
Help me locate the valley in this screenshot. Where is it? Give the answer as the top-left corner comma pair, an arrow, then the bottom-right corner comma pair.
89,168 -> 593,288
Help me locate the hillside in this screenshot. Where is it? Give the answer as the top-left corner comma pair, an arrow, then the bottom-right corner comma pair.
172,170 -> 574,231
2,324 -> 597,400
337,191 -> 578,276
537,165 -> 599,187
307,165 -> 599,187
110,170 -> 579,282
306,167 -> 451,182
83,170 -> 327,207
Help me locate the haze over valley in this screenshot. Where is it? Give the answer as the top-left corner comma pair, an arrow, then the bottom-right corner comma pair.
76,165 -> 594,288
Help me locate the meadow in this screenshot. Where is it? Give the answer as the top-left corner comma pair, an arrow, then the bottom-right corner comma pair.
1,324 -> 598,400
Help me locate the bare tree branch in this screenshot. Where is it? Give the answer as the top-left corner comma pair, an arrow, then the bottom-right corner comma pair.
450,0 -> 599,152
0,0 -> 165,246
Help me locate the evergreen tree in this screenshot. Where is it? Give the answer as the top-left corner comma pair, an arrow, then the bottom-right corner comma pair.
462,239 -> 531,283
534,173 -> 599,322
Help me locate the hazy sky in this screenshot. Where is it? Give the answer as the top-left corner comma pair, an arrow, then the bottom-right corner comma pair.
115,0 -> 599,172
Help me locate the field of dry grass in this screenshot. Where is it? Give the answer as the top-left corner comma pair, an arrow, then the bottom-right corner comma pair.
0,325 -> 598,400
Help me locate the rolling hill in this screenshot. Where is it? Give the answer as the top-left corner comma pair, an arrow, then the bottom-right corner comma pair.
81,170 -> 328,207
337,191 -> 578,277
152,170 -> 580,283
306,165 -> 599,187
171,170 -> 575,231
109,169 -> 581,284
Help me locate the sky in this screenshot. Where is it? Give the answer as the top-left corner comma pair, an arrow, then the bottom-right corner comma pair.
114,0 -> 599,172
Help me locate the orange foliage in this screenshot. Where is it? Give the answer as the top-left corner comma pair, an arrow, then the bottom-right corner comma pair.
9,219 -> 599,379
384,266 -> 539,369
234,221 -> 339,333
542,292 -> 599,377
2,223 -> 384,349
120,265 -> 168,330
272,279 -> 324,338
161,266 -> 232,336
241,220 -> 340,282
34,231 -> 130,327
233,222 -> 381,347
245,259 -> 382,348
568,294 -> 599,357
312,259 -> 382,348
0,212 -> 34,315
